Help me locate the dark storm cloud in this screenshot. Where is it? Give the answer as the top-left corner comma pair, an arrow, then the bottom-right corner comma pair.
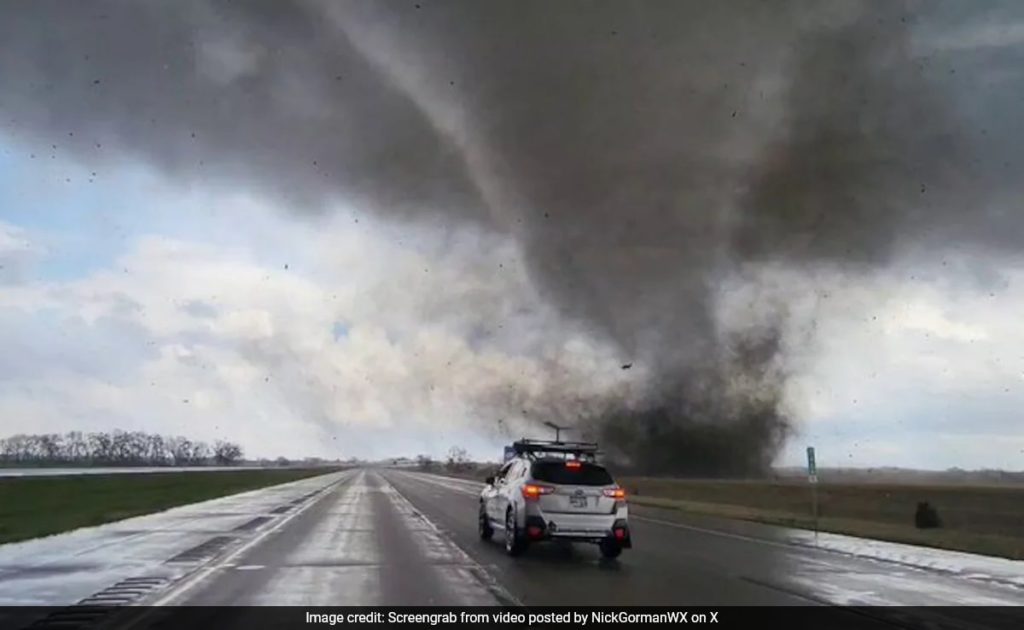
2,0 -> 1021,475
0,1 -> 486,220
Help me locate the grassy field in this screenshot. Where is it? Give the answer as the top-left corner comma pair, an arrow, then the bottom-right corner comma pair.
423,466 -> 1024,559
0,468 -> 335,545
621,477 -> 1024,560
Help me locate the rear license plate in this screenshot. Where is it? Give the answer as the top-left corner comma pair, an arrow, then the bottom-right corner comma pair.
569,495 -> 588,508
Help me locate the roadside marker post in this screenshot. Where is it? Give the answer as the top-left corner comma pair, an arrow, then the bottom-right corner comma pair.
807,446 -> 819,543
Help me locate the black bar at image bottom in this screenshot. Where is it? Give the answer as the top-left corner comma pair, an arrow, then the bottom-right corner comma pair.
1,606 -> 1022,630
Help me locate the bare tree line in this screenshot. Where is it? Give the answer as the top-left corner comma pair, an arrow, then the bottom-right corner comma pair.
0,431 -> 243,467
412,446 -> 472,473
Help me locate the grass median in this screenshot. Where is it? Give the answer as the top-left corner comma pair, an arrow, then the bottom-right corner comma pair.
0,468 -> 336,544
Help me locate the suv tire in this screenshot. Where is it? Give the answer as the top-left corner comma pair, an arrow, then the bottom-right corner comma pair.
479,504 -> 493,541
599,539 -> 622,559
505,508 -> 527,556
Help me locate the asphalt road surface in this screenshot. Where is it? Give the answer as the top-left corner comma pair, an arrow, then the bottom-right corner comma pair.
2,468 -> 1022,628
159,471 -> 1022,610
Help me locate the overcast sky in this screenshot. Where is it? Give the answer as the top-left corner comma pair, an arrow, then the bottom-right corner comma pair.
2,145 -> 1021,468
1,2 -> 1022,469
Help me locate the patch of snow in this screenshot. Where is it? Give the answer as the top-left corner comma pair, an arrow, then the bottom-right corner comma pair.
787,529 -> 1024,590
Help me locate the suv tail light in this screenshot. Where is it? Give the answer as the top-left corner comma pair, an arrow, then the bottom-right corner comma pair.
603,487 -> 626,500
521,484 -> 554,500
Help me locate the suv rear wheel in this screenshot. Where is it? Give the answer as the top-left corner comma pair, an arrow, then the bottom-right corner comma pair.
504,508 -> 526,556
599,539 -> 622,559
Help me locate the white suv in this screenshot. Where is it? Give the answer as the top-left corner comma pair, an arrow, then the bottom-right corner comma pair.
478,440 -> 631,558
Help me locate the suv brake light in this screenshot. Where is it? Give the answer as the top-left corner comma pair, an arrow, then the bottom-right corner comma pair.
602,487 -> 626,500
521,484 -> 554,500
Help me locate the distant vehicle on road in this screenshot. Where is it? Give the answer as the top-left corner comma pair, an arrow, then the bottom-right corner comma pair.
479,439 -> 631,558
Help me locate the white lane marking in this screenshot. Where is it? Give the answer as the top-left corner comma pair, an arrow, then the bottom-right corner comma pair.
243,474 -> 381,606
379,472 -> 522,607
393,471 -> 480,497
280,476 -> 381,567
631,514 -> 797,550
147,470 -> 354,606
235,565 -> 264,571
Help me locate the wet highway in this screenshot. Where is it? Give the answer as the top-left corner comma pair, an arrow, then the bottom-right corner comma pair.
374,471 -> 1024,608
1,469 -> 1021,618
165,470 -> 508,606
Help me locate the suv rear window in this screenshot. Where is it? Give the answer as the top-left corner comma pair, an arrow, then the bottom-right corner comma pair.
531,461 -> 614,486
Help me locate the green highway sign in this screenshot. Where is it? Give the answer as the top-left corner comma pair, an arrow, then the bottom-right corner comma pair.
806,446 -> 817,483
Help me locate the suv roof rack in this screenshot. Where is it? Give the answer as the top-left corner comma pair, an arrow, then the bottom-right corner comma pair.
511,438 -> 601,461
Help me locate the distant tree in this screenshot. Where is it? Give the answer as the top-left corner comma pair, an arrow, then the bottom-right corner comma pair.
166,436 -> 192,465
416,454 -> 436,471
214,440 -> 243,465
446,446 -> 469,472
0,430 -> 243,468
146,433 -> 168,465
275,456 -> 292,467
110,430 -> 138,464
89,432 -> 114,464
38,434 -> 62,464
0,434 -> 29,464
190,441 -> 211,464
125,431 -> 149,464
25,434 -> 43,460
66,431 -> 88,462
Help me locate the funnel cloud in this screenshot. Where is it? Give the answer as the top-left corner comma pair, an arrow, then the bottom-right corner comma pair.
2,1 -> 1021,474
